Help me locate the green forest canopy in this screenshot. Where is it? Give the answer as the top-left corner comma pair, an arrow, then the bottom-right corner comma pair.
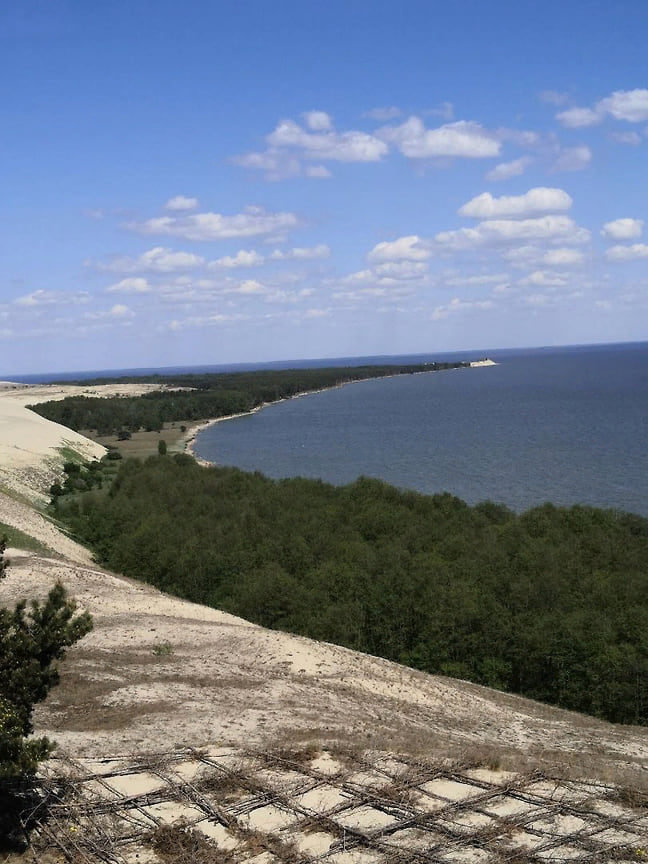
54,454 -> 648,727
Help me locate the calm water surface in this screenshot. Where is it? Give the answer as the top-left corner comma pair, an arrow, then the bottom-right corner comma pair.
194,343 -> 648,515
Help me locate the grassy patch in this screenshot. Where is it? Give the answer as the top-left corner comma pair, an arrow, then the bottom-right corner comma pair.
55,445 -> 86,464
0,521 -> 49,555
85,421 -> 189,460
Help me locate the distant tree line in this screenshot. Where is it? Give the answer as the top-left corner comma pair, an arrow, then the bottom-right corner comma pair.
27,363 -> 466,435
54,455 -> 648,726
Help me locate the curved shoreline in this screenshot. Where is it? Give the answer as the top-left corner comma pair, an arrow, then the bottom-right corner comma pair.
182,359 -> 498,465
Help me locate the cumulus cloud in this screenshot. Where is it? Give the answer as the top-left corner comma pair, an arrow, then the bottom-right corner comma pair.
555,107 -> 601,128
425,102 -> 455,121
556,88 -> 648,127
551,145 -> 592,172
165,195 -> 199,211
270,244 -> 330,260
232,279 -> 267,295
233,112 -> 388,179
518,270 -> 569,288
599,89 -> 648,122
486,156 -> 533,181
109,304 -> 134,318
168,312 -> 245,331
609,131 -> 642,145
446,273 -> 509,287
539,90 -> 570,106
459,187 -> 572,219
84,303 -> 135,321
126,206 -> 299,241
302,307 -> 330,318
372,261 -> 428,280
266,118 -> 388,161
211,250 -> 265,269
363,106 -> 402,121
14,289 -> 90,306
98,247 -> 205,273
436,215 -> 590,250
105,277 -> 151,294
543,248 -> 585,267
431,297 -> 494,320
302,110 -> 333,131
378,117 -> 500,159
605,243 -> 648,261
601,218 -> 644,240
367,235 -> 432,263
305,165 -> 332,178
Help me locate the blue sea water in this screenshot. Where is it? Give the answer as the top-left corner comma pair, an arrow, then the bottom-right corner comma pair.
193,342 -> 648,516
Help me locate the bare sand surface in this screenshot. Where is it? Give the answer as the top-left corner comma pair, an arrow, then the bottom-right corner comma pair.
0,381 -> 169,505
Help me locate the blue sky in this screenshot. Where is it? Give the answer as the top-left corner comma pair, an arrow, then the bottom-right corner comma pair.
1,0 -> 648,374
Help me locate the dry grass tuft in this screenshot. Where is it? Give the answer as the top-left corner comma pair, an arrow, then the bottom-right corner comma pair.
147,823 -> 234,863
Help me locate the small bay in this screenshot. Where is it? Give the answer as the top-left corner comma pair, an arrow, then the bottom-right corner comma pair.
194,342 -> 648,516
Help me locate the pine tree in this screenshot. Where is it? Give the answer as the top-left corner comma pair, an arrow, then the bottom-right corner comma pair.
0,538 -> 93,779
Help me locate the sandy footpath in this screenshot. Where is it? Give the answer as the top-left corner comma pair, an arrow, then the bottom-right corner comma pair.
0,379 -> 646,790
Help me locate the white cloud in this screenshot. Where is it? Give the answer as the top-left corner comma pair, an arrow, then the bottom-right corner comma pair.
232,114 -> 388,180
14,289 -> 90,306
379,117 -> 500,158
556,89 -> 648,127
446,273 -> 509,287
303,110 -> 333,131
609,131 -> 642,145
436,215 -> 590,250
363,106 -> 402,121
431,297 -> 494,320
126,206 -> 299,241
270,244 -> 330,260
367,235 -> 432,263
425,102 -> 455,121
539,90 -> 570,106
551,145 -> 592,173
99,247 -> 205,273
335,265 -> 421,292
105,277 -> 151,294
543,248 -> 585,267
165,195 -> 199,211
459,187 -> 572,219
601,218 -> 644,240
84,303 -> 135,321
605,243 -> 648,261
373,261 -> 428,280
599,89 -> 648,122
303,307 -> 330,318
267,118 -> 388,161
519,270 -> 569,288
234,279 -> 266,295
211,250 -> 265,269
168,312 -> 245,331
305,165 -> 332,178
556,106 -> 602,128
109,304 -> 134,318
486,156 -> 533,181
231,149 -> 302,180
